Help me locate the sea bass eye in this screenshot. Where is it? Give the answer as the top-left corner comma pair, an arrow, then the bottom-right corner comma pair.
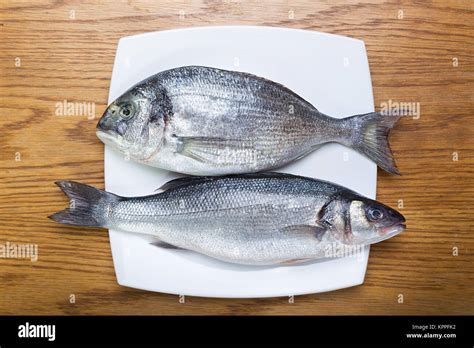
119,103 -> 135,119
367,207 -> 384,221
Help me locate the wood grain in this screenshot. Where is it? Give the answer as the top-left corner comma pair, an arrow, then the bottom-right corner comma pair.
0,0 -> 473,315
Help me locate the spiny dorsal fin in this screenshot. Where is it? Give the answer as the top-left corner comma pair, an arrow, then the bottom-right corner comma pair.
171,66 -> 318,111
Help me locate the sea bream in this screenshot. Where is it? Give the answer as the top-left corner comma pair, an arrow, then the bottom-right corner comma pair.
96,66 -> 403,176
49,173 -> 406,265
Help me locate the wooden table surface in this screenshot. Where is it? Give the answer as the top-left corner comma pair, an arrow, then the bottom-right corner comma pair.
1,0 -> 473,315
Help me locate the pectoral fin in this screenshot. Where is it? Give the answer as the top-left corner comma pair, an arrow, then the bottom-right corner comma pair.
175,136 -> 254,164
280,223 -> 328,241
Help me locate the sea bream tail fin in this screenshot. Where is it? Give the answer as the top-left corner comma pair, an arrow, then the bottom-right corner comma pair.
48,181 -> 120,228
343,111 -> 403,175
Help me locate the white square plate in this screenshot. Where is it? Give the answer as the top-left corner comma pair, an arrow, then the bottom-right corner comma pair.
104,26 -> 377,298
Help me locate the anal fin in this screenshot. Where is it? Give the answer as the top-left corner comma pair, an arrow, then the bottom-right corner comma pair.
150,240 -> 186,250
279,258 -> 312,265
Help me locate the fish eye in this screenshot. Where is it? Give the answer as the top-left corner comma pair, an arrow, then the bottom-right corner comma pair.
367,207 -> 384,221
119,103 -> 135,119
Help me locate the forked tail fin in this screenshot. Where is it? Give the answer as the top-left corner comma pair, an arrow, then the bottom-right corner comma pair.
342,111 -> 403,175
48,181 -> 120,227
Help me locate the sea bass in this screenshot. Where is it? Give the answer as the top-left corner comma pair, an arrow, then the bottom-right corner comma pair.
49,174 -> 406,265
96,66 -> 403,176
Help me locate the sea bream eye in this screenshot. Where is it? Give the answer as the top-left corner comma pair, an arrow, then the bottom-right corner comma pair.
367,207 -> 384,221
119,103 -> 134,119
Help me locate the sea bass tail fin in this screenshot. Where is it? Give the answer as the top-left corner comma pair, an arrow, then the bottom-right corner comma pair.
49,181 -> 120,228
344,111 -> 403,175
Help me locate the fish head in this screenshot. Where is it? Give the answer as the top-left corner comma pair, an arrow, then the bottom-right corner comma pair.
96,86 -> 165,161
346,198 -> 406,245
319,195 -> 405,245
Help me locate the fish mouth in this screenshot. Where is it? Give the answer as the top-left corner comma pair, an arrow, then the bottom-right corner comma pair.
369,222 -> 406,244
378,223 -> 406,236
96,129 -> 122,147
96,129 -> 153,161
377,209 -> 406,238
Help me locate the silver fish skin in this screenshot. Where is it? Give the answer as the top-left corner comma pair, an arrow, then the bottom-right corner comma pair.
49,174 -> 406,265
96,66 -> 403,176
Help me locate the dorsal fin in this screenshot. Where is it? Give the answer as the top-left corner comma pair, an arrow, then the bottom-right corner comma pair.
155,172 -> 302,193
217,67 -> 318,111
166,66 -> 319,111
155,176 -> 213,192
